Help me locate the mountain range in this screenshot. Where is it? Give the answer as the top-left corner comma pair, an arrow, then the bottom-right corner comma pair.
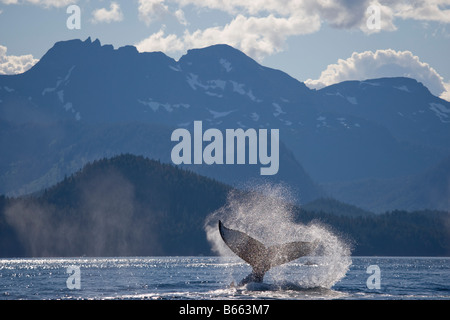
1,37 -> 449,212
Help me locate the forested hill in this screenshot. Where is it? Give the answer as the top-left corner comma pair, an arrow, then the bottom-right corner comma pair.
0,154 -> 231,257
0,154 -> 449,257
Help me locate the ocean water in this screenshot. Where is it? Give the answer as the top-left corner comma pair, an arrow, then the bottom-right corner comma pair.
0,256 -> 449,300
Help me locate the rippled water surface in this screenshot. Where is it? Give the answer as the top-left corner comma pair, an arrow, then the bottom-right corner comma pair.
0,256 -> 449,300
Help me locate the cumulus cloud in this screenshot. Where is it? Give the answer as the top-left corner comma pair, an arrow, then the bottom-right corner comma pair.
304,49 -> 450,101
136,13 -> 321,60
392,0 -> 450,23
173,0 -> 450,26
174,8 -> 188,26
92,2 -> 123,24
138,0 -> 169,25
136,0 -> 355,59
173,0 -> 378,33
0,45 -> 38,75
171,0 -> 450,32
441,82 -> 450,101
135,28 -> 185,53
134,0 -> 450,59
138,0 -> 188,26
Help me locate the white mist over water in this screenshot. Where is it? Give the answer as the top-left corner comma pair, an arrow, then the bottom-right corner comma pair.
204,183 -> 352,289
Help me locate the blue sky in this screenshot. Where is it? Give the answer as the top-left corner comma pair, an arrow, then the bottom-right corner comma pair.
1,0 -> 449,100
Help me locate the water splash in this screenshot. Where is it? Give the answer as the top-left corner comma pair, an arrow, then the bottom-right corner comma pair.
204,182 -> 352,289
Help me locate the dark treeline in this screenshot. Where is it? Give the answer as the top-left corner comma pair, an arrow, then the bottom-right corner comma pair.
0,154 -> 449,257
293,208 -> 449,256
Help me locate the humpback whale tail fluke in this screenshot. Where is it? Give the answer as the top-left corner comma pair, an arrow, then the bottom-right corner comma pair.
218,220 -> 319,285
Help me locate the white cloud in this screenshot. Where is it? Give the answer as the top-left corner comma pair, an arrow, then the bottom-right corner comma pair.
92,2 -> 123,24
392,0 -> 450,23
135,28 -> 185,53
136,0 -> 327,59
138,0 -> 169,25
138,0 -> 188,26
0,45 -> 38,75
0,0 -> 77,7
136,13 -> 320,60
174,8 -> 188,26
175,0 -> 372,30
187,14 -> 321,60
135,0 -> 450,61
174,0 -> 450,26
0,0 -> 19,4
304,49 -> 450,101
441,82 -> 450,101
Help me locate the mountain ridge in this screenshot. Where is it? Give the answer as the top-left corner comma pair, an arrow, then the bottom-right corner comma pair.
1,37 -> 449,212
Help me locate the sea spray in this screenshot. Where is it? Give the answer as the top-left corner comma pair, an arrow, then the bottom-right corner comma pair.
204,183 -> 352,289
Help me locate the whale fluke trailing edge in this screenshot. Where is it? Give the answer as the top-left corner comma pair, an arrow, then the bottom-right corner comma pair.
218,220 -> 319,285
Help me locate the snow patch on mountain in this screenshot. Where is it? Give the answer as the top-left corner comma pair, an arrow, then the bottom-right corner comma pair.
247,89 -> 262,102
230,81 -> 245,95
229,81 -> 262,102
361,81 -> 381,87
208,108 -> 235,119
207,79 -> 226,90
57,65 -> 75,87
219,58 -> 232,72
63,102 -> 72,111
42,87 -> 55,95
205,91 -> 223,98
61,102 -> 80,121
429,102 -> 450,123
39,66 -> 81,121
394,85 -> 410,92
169,65 -> 182,72
272,103 -> 285,117
326,91 -> 344,98
186,74 -> 228,95
186,73 -> 206,90
57,90 -> 64,103
316,116 -> 328,128
337,117 -> 350,128
42,65 -> 76,96
138,99 -> 160,111
346,96 -> 357,105
138,98 -> 190,112
185,73 -> 261,102
250,112 -> 259,121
